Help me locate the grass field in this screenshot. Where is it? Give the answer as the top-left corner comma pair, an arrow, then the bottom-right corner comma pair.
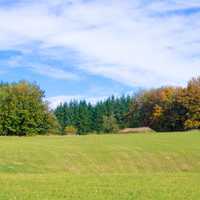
0,131 -> 200,199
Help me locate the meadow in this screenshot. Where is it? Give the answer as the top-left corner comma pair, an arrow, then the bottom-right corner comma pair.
0,131 -> 200,200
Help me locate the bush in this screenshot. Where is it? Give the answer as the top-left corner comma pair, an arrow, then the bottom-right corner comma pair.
46,113 -> 62,135
102,115 -> 119,133
64,125 -> 77,135
184,119 -> 200,130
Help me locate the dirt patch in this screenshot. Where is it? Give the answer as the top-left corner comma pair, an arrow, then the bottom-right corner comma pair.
119,127 -> 155,134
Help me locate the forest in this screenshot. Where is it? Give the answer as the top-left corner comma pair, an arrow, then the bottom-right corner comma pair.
0,77 -> 199,136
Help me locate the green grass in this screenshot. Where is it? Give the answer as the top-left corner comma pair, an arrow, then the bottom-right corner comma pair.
0,131 -> 200,199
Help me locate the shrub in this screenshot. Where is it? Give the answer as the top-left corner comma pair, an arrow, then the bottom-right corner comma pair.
64,125 -> 78,135
184,119 -> 200,130
102,115 -> 119,133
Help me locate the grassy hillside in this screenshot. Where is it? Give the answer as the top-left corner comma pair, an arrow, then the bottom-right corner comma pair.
0,131 -> 200,199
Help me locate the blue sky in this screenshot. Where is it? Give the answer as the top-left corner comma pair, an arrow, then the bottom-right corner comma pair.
0,0 -> 200,108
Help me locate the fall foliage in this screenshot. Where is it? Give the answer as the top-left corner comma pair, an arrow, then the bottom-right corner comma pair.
128,77 -> 200,131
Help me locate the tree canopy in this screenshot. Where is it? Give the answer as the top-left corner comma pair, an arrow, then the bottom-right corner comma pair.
0,81 -> 60,136
54,96 -> 132,135
127,77 -> 200,131
55,77 -> 200,134
0,77 -> 199,136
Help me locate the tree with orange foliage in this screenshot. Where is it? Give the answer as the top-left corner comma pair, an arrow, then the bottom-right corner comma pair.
127,76 -> 200,132
177,77 -> 200,130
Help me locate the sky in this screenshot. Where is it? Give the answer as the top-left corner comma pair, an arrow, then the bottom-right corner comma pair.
0,0 -> 199,108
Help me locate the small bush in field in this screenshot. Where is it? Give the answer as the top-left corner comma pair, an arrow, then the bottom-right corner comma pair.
64,126 -> 78,135
102,115 -> 119,133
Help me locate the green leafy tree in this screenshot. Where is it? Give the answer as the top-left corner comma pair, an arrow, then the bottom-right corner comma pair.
102,115 -> 119,133
0,81 -> 59,136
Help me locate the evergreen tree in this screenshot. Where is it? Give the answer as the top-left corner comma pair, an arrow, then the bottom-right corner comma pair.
54,95 -> 132,134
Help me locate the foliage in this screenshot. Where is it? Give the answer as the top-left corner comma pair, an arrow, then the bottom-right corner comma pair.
102,115 -> 119,133
46,112 -> 62,135
64,125 -> 78,135
54,96 -> 132,135
178,77 -> 200,130
0,81 -> 60,136
55,76 -> 200,133
1,76 -> 199,136
127,77 -> 200,131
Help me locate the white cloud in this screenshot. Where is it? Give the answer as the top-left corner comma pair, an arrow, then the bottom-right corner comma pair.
29,64 -> 79,81
47,95 -> 108,109
0,0 -> 199,87
146,0 -> 200,12
4,55 -> 79,81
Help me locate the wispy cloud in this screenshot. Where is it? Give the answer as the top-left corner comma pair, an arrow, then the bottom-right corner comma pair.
47,95 -> 108,109
29,64 -> 79,81
1,54 -> 79,81
0,0 -> 199,87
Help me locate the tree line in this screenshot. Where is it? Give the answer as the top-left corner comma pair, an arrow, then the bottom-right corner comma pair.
127,77 -> 200,132
55,77 -> 200,134
54,95 -> 132,134
0,77 -> 199,136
